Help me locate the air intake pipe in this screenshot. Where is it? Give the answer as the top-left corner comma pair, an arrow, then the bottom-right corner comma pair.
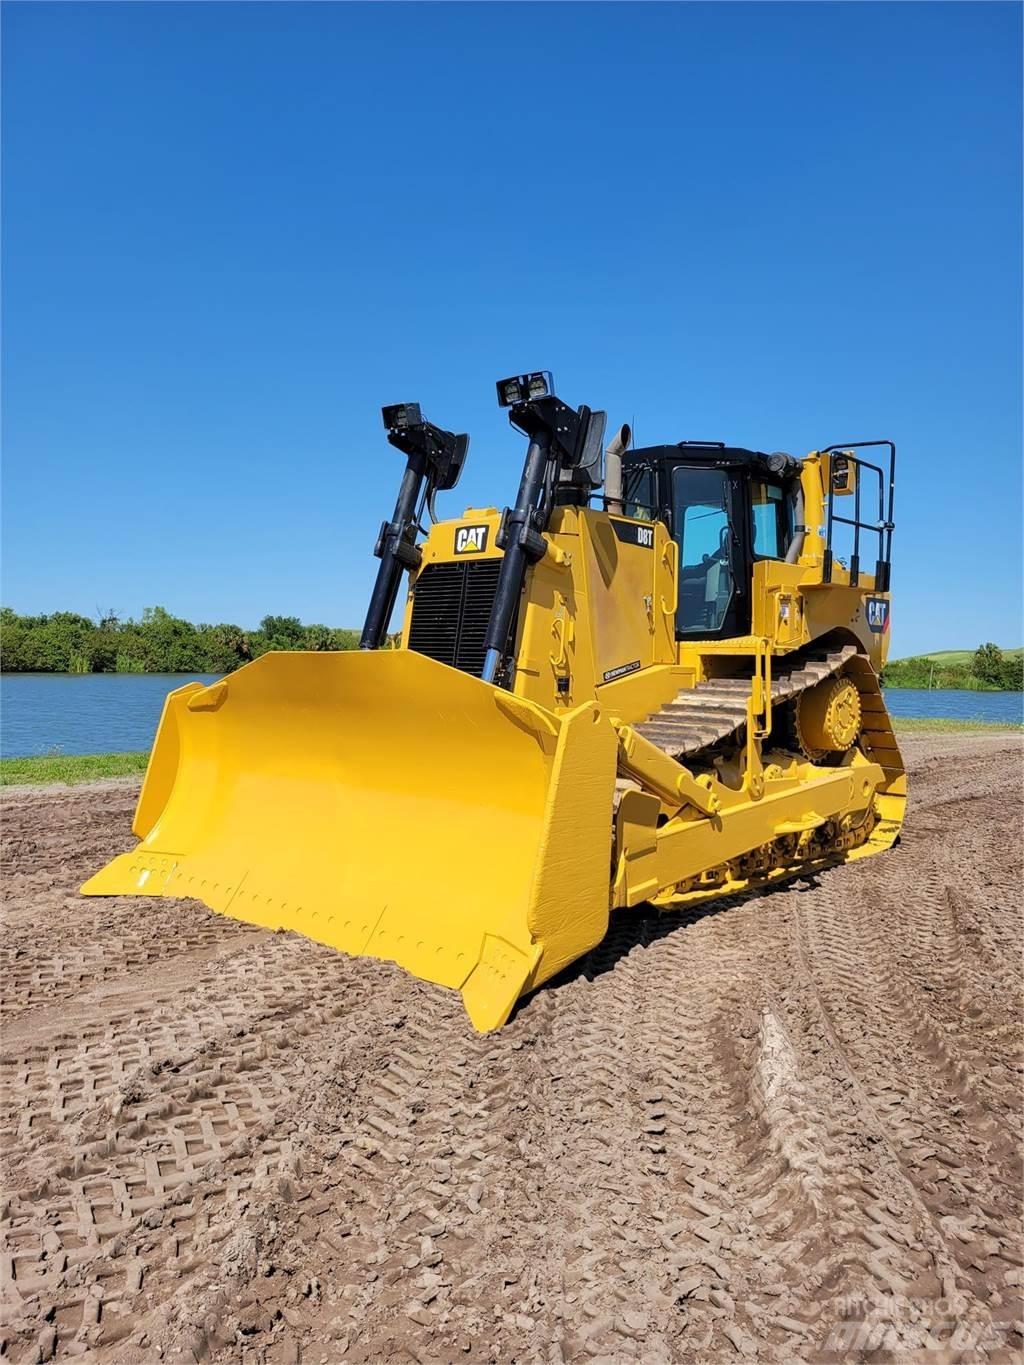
763,451 -> 806,565
785,481 -> 806,564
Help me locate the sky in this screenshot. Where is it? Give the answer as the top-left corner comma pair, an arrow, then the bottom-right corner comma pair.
2,1 -> 1021,657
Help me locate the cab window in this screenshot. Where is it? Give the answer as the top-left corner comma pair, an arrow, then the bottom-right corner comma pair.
622,466 -> 656,521
672,466 -> 734,633
751,480 -> 789,559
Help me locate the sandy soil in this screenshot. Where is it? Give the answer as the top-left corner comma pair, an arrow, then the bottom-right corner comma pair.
1,732 -> 1021,1363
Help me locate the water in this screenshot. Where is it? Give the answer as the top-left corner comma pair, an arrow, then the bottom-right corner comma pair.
881,687 -> 1022,725
1,673 -> 220,758
0,674 -> 1020,760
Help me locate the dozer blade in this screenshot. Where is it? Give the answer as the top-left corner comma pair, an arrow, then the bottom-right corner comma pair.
82,651 -> 619,1031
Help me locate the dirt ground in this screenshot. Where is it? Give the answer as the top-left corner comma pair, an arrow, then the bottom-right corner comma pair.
1,732 -> 1021,1364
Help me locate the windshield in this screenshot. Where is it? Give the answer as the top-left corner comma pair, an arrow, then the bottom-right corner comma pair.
672,466 -> 734,633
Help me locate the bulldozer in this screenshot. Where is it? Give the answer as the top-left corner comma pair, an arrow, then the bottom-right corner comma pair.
83,373 -> 905,1032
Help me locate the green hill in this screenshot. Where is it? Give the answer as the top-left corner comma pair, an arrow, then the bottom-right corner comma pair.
885,643 -> 1022,691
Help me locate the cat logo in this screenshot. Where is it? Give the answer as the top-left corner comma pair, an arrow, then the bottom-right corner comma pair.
454,524 -> 489,555
865,597 -> 890,633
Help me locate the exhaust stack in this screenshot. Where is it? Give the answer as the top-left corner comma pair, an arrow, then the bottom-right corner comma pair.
604,423 -> 631,515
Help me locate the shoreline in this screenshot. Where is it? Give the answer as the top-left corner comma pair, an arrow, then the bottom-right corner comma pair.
3,670 -> 1022,694
2,718 -> 1021,787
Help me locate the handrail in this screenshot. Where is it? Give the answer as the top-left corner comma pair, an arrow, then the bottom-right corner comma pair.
820,440 -> 896,590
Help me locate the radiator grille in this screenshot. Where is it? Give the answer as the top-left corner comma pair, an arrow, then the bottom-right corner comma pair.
407,559 -> 501,677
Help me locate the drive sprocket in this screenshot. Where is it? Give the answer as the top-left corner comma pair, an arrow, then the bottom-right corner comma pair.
793,673 -> 862,761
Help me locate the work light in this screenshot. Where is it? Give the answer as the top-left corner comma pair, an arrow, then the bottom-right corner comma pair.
495,372 -> 554,408
381,402 -> 423,431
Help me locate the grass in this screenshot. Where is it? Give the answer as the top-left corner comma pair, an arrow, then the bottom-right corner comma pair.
0,751 -> 149,786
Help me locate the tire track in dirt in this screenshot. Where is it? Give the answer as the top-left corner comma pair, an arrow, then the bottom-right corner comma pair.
0,909 -> 258,1025
0,936 -> 387,1353
775,771 -> 1023,1351
0,734 -> 1021,1362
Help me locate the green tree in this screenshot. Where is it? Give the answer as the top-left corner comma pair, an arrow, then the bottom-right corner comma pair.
135,606 -> 204,672
255,615 -> 306,654
0,606 -> 360,673
0,607 -> 33,670
303,623 -> 334,651
195,623 -> 252,673
972,643 -> 1005,688
997,652 -> 1023,690
23,612 -> 95,671
86,627 -> 119,672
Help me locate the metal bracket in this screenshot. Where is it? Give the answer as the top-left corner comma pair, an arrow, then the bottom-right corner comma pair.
615,726 -> 723,818
744,640 -> 773,800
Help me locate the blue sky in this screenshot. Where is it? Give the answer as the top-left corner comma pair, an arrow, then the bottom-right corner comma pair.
3,1 -> 1021,656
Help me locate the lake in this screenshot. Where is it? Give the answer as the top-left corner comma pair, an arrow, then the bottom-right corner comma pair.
881,687 -> 1023,725
1,673 -> 220,758
0,673 -> 1021,759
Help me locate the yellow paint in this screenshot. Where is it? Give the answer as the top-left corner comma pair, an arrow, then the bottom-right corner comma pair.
795,675 -> 862,758
83,651 -> 617,1032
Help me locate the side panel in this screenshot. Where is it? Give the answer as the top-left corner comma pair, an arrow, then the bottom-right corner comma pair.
749,560 -> 890,669
511,508 -> 677,713
803,583 -> 890,669
577,512 -> 677,688
511,517 -> 593,713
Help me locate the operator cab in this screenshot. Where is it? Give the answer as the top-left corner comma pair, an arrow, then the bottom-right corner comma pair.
620,443 -> 800,640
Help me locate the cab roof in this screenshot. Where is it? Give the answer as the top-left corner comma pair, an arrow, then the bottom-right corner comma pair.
623,443 -> 800,475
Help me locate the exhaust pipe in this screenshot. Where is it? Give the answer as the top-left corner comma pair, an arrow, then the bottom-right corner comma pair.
604,423 -> 631,515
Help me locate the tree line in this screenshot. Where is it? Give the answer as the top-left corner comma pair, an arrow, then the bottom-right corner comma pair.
0,607 -> 361,674
882,643 -> 1023,692
2,608 -> 1021,690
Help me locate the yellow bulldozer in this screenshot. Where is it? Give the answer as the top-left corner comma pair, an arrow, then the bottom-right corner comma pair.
84,373 -> 905,1031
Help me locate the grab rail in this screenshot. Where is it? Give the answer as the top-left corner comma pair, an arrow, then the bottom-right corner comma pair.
820,440 -> 896,590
